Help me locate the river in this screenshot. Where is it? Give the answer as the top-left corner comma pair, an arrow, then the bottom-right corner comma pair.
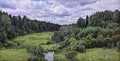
44,51 -> 54,61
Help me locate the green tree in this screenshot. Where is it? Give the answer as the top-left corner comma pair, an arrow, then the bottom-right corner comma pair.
0,10 -> 60,43
103,37 -> 112,48
0,29 -> 7,43
96,33 -> 104,47
77,17 -> 86,28
27,45 -> 46,61
113,9 -> 120,23
112,35 -> 120,47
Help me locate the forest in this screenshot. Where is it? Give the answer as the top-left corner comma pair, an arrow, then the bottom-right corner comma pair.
50,10 -> 120,61
0,10 -> 120,61
0,10 -> 60,43
52,10 -> 120,51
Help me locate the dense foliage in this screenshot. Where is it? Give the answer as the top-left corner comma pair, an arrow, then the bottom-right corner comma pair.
27,45 -> 46,61
0,10 -> 60,43
52,10 -> 120,52
65,51 -> 78,61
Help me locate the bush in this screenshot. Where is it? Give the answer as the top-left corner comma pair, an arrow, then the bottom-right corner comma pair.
77,45 -> 86,53
65,51 -> 78,61
27,45 -> 46,61
117,41 -> 120,52
28,56 -> 39,61
28,56 -> 46,61
3,41 -> 17,48
112,35 -> 120,46
0,43 -> 3,49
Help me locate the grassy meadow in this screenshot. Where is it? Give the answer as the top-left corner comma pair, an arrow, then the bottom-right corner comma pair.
13,32 -> 53,46
12,32 -> 59,51
0,32 -> 59,61
55,48 -> 119,61
0,32 -> 119,61
0,49 -> 30,61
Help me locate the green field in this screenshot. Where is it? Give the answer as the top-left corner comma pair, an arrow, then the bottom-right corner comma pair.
0,49 -> 30,61
55,48 -> 119,61
77,48 -> 119,61
0,32 -> 119,61
0,32 -> 58,61
12,32 -> 59,52
13,32 -> 53,46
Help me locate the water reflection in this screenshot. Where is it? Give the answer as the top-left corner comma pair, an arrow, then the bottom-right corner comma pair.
44,51 -> 54,61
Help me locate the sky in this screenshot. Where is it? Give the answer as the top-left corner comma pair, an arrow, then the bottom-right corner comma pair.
0,0 -> 120,25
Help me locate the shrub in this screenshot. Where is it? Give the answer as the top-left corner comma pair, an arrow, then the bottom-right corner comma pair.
27,45 -> 46,61
76,45 -> 86,53
65,51 -> 78,61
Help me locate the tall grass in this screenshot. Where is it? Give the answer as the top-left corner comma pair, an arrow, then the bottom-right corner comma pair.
0,49 -> 30,61
55,48 -> 119,61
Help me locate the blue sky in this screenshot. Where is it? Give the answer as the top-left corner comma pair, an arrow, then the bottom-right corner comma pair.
0,0 -> 120,25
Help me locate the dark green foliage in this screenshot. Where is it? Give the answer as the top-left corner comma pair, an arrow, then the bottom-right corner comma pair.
77,17 -> 87,28
102,37 -> 112,48
86,10 -> 120,27
75,45 -> 86,53
28,56 -> 40,61
117,41 -> 120,52
52,26 -> 79,43
0,10 -> 60,43
52,10 -> 120,52
113,10 -> 120,23
27,45 -> 46,61
111,35 -> 120,47
0,29 -> 7,42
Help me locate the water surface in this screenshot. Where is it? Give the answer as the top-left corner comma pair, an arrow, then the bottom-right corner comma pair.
44,51 -> 54,61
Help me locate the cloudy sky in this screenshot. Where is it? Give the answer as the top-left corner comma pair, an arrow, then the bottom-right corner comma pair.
0,0 -> 120,25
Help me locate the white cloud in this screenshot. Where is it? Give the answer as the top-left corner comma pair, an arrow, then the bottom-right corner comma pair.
0,0 -> 120,25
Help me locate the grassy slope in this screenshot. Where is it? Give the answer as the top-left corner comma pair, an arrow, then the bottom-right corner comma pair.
55,48 -> 119,61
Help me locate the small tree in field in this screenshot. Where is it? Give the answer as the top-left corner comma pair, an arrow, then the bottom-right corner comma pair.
27,45 -> 46,61
65,51 -> 78,61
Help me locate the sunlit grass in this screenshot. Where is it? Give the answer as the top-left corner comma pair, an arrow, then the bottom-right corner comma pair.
12,32 -> 59,51
55,48 -> 119,61
0,32 -> 58,61
42,43 -> 59,52
77,48 -> 119,61
13,32 -> 53,46
0,49 -> 30,61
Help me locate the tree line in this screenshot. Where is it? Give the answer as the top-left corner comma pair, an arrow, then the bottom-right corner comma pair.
0,10 -> 61,43
51,9 -> 120,53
